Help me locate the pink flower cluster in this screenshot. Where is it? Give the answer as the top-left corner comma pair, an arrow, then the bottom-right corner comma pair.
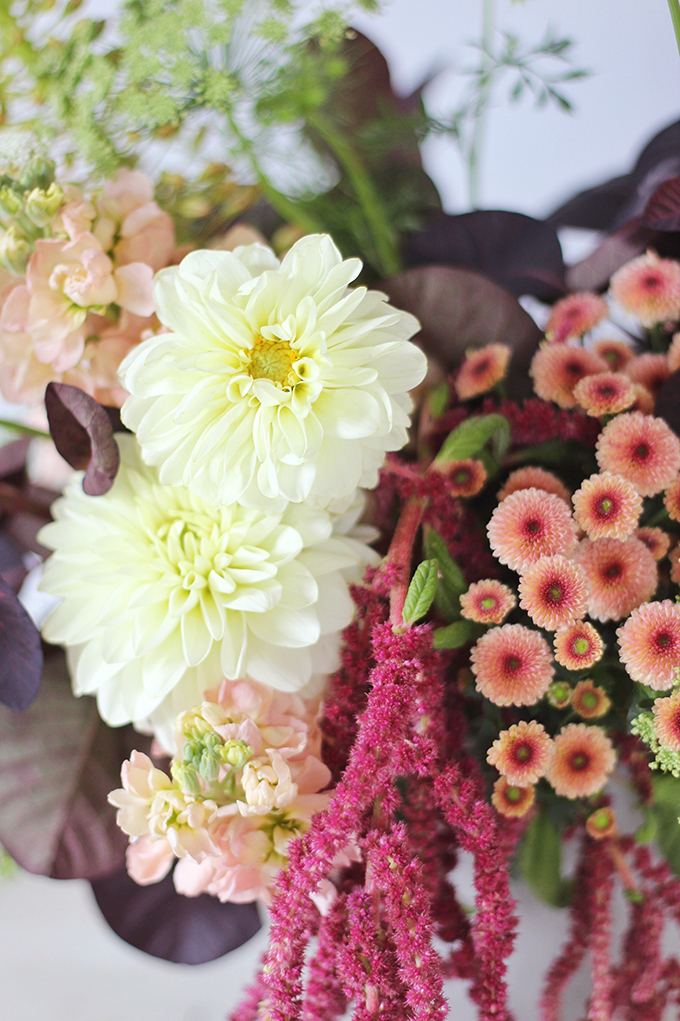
0,169 -> 174,405
109,678 -> 332,905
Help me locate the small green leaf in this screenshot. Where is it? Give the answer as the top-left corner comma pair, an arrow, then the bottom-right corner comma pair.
402,559 -> 439,626
432,619 -> 483,650
518,810 -> 572,907
650,774 -> 680,874
423,528 -> 466,601
427,381 -> 450,420
437,413 -> 510,463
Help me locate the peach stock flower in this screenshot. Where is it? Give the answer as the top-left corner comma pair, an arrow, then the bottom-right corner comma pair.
470,624 -> 554,706
455,344 -> 511,399
94,168 -> 175,271
596,413 -> 680,497
617,600 -> 680,689
487,488 -> 578,573
546,724 -> 616,799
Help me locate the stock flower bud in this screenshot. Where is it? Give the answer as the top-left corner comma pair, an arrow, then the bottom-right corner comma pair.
0,186 -> 23,220
0,227 -> 30,275
25,182 -> 64,227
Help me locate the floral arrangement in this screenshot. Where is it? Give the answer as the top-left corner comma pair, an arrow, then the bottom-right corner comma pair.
5,2 -> 680,1020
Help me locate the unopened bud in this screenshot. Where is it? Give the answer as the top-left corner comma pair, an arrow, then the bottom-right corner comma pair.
0,186 -> 22,220
0,227 -> 29,275
547,681 -> 572,710
171,760 -> 201,795
221,739 -> 252,768
25,182 -> 63,227
16,155 -> 55,192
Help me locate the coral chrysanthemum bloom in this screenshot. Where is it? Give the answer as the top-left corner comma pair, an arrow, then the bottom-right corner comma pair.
491,776 -> 535,818
572,372 -> 635,417
497,466 -> 571,506
38,436 -> 377,746
586,807 -> 616,840
547,681 -> 572,709
487,720 -> 553,785
455,343 -> 511,400
445,458 -> 487,497
470,624 -> 554,706
617,600 -> 680,689
487,488 -> 578,573
629,384 -> 655,414
625,353 -> 671,398
530,344 -> 608,408
664,476 -> 680,522
545,293 -> 608,344
546,723 -> 616,799
609,251 -> 680,327
572,679 -> 611,719
596,413 -> 680,497
120,236 -> 426,508
636,526 -> 671,561
459,580 -> 516,625
593,339 -> 634,372
575,537 -> 657,622
572,472 -> 642,540
553,620 -> 604,670
518,555 -> 589,631
653,691 -> 680,751
671,546 -> 680,584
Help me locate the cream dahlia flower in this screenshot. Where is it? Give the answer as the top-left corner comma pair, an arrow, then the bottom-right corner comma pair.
119,234 -> 426,508
38,435 -> 377,745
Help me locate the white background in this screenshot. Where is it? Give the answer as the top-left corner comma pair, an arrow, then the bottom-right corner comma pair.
2,1 -> 680,1019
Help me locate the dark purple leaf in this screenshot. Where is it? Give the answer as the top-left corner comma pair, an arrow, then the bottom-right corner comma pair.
383,266 -> 542,398
655,369 -> 680,438
0,531 -> 27,592
45,383 -> 119,496
91,865 -> 261,964
405,211 -> 565,302
0,575 -> 42,710
643,176 -> 680,231
0,437 -> 29,480
565,218 -> 657,293
0,652 -> 139,878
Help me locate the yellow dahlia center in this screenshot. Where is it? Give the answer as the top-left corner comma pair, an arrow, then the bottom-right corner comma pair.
249,337 -> 297,387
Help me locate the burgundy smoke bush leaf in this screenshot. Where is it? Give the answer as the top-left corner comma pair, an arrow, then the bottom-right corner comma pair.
0,652 -> 135,879
45,382 -> 119,496
91,866 -> 262,964
0,575 -> 42,710
405,210 -> 565,302
565,218 -> 657,293
0,437 -> 30,480
655,369 -> 680,438
643,176 -> 680,232
383,266 -> 542,397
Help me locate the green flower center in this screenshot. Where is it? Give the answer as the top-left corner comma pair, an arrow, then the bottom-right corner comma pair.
505,785 -> 523,803
573,637 -> 589,655
481,597 -> 496,610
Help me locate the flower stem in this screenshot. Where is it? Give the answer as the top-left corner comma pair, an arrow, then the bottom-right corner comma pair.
0,419 -> 49,439
384,496 -> 426,629
668,0 -> 680,59
306,113 -> 402,278
468,0 -> 496,209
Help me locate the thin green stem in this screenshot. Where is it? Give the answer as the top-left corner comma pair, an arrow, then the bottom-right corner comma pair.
468,0 -> 495,209
306,113 -> 402,277
0,419 -> 49,439
224,111 -> 323,236
668,0 -> 680,59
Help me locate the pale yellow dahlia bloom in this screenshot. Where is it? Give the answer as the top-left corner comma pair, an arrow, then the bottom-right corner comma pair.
119,234 -> 426,508
38,435 -> 377,746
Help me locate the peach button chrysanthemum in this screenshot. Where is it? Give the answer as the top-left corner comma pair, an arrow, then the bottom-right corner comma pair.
530,344 -> 608,409
664,476 -> 680,522
459,580 -> 516,625
671,546 -> 680,584
576,537 -> 658,622
625,353 -> 671,398
572,372 -> 635,417
547,681 -> 572,709
572,679 -> 611,719
487,488 -> 578,573
545,293 -> 608,344
518,555 -> 589,631
617,600 -> 680,689
629,384 -> 655,414
491,776 -> 535,818
553,620 -> 604,671
596,413 -> 680,497
470,624 -> 554,706
572,472 -> 642,540
586,807 -> 616,839
487,720 -> 553,785
446,458 -> 487,497
497,466 -> 571,506
593,339 -> 634,372
609,251 -> 680,327
668,333 -> 680,372
546,723 -> 616,799
455,344 -> 511,400
653,691 -> 680,751
636,527 -> 672,561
